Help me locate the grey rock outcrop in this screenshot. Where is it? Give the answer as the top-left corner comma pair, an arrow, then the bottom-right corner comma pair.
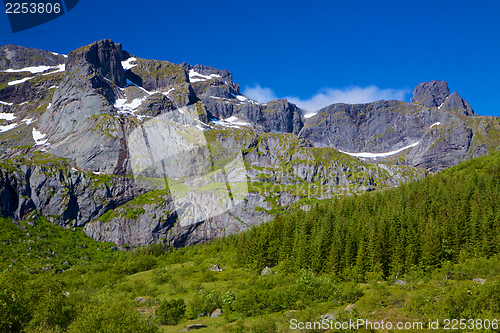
83,193 -> 177,246
0,162 -> 144,227
209,264 -> 223,272
411,80 -> 449,107
203,97 -> 304,135
125,58 -> 189,93
0,44 -> 66,70
181,62 -> 240,96
37,62 -> 128,174
299,100 -> 434,152
441,91 -> 475,116
344,304 -> 357,312
0,73 -> 59,104
210,309 -> 222,318
261,266 -> 275,276
66,39 -> 126,87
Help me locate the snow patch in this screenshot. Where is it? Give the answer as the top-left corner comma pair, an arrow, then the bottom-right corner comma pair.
32,128 -> 48,145
162,88 -> 175,96
189,69 -> 221,83
304,112 -> 317,119
235,95 -> 249,102
47,103 -> 52,110
213,116 -> 252,129
19,102 -> 28,106
6,64 -> 65,85
438,96 -> 448,109
3,65 -> 56,74
49,86 -> 58,89
0,101 -> 13,106
114,97 -> 146,111
121,57 -> 137,70
235,95 -> 260,105
339,141 -> 420,159
51,52 -> 68,58
42,64 -> 65,75
0,123 -> 17,132
8,76 -> 34,86
0,112 -> 16,120
430,122 -> 441,129
22,118 -> 35,125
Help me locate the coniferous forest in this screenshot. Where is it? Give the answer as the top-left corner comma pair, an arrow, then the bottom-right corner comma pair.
238,151 -> 500,279
2,152 -> 500,332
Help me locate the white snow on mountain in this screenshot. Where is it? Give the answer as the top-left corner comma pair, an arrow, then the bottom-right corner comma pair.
121,57 -> 138,70
32,128 -> 48,145
51,52 -> 68,58
339,141 -> 420,159
0,123 -> 17,133
8,77 -> 34,86
0,112 -> 16,120
3,65 -> 57,74
189,69 -> 221,83
6,64 -> 66,86
22,118 -> 35,125
213,116 -> 252,129
304,112 -> 318,119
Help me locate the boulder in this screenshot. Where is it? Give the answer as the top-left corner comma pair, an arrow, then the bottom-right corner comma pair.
261,266 -> 275,277
209,264 -> 223,272
344,304 -> 357,312
210,308 -> 222,318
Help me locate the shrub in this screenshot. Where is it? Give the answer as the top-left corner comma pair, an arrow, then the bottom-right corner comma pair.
153,268 -> 172,284
155,298 -> 186,325
67,297 -> 158,333
190,290 -> 223,317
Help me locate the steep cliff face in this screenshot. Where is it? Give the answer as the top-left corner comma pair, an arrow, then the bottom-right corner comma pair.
66,39 -> 126,87
0,44 -> 66,70
0,155 -> 145,227
411,80 -> 450,107
1,39 -> 499,248
299,81 -> 495,172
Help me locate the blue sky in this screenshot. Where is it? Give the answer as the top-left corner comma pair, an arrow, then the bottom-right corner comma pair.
1,0 -> 500,116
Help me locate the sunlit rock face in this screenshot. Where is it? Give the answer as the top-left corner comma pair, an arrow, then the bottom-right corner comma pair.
1,39 -> 499,247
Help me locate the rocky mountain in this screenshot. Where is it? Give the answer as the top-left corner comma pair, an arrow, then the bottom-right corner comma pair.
1,39 -> 499,248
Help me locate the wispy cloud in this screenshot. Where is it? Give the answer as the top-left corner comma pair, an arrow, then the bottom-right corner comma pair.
243,84 -> 277,103
242,84 -> 410,115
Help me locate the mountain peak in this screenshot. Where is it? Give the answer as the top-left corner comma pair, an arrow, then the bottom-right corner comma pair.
410,80 -> 450,107
441,91 -> 475,116
66,39 -> 126,87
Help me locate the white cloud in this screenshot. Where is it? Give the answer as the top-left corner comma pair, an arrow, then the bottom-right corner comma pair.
242,84 -> 277,103
242,84 -> 410,115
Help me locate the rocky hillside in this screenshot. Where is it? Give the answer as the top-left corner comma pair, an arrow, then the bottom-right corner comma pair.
1,40 -> 499,247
